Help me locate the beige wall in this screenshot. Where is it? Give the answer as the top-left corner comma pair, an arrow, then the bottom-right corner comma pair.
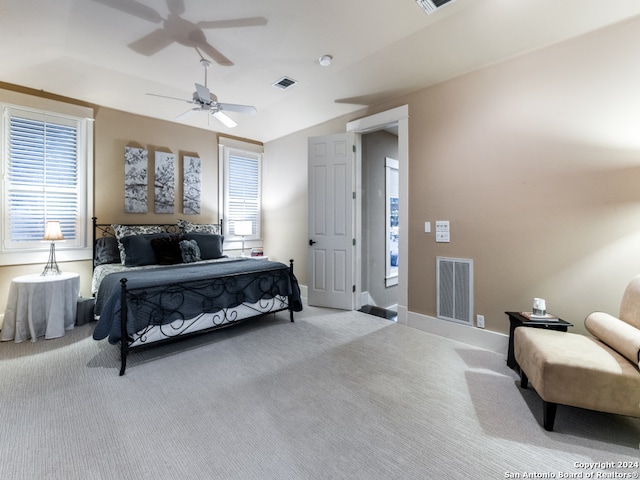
94,107 -> 220,225
406,16 -> 640,334
264,16 -> 640,335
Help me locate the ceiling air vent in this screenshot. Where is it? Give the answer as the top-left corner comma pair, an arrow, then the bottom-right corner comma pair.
272,76 -> 298,90
416,0 -> 457,15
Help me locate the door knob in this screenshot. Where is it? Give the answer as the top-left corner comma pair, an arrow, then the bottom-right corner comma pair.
309,239 -> 317,246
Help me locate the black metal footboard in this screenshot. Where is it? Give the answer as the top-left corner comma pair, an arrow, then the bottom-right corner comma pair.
117,259 -> 297,376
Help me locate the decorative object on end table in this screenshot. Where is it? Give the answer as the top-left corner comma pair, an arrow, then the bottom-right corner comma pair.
42,221 -> 64,276
519,311 -> 559,321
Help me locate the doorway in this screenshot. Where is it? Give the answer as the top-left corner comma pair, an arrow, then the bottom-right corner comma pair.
359,129 -> 399,318
348,105 -> 409,324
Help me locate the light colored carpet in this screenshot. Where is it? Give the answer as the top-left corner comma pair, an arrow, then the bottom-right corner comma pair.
0,305 -> 638,480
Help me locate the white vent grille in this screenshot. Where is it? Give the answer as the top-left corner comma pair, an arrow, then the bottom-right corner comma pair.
416,0 -> 457,15
272,76 -> 298,90
437,257 -> 473,325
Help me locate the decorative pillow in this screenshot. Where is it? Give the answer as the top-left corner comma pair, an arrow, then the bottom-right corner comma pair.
94,236 -> 120,266
150,235 -> 183,265
179,239 -> 201,263
177,219 -> 220,235
120,233 -> 170,267
112,224 -> 163,264
584,311 -> 640,368
183,233 -> 224,260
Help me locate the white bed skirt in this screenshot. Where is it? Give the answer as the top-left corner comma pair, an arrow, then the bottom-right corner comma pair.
128,295 -> 289,347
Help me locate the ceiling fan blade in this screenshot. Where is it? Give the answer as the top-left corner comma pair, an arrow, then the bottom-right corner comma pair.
197,17 -> 268,29
176,108 -> 200,120
218,103 -> 257,115
128,29 -> 174,56
212,111 -> 237,128
165,0 -> 185,15
92,0 -> 163,23
194,83 -> 211,103
188,30 -> 233,66
146,92 -> 193,104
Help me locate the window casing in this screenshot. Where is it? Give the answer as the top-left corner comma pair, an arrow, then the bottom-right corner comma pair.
1,103 -> 93,265
219,146 -> 262,248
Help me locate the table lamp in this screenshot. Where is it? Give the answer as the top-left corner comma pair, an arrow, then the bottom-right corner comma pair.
234,221 -> 252,256
42,221 -> 64,275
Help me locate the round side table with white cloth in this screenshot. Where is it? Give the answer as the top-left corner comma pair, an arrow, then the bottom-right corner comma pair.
1,272 -> 80,343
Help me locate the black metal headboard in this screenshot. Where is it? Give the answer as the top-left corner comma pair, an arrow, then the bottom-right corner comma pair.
91,217 -> 223,269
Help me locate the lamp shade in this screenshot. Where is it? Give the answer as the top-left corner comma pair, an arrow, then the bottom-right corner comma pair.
43,221 -> 64,241
234,221 -> 252,237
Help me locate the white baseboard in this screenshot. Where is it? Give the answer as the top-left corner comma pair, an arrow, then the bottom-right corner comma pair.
405,310 -> 508,356
299,284 -> 308,303
301,292 -> 506,356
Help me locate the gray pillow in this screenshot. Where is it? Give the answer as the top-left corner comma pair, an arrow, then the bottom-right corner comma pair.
183,233 -> 224,260
179,239 -> 201,263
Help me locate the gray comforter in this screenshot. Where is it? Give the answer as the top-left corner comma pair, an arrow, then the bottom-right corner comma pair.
93,257 -> 302,344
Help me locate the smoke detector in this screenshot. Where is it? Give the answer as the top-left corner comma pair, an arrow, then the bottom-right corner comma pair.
416,0 -> 457,15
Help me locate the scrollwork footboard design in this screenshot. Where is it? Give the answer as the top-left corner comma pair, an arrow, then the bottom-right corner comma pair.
117,260 -> 297,376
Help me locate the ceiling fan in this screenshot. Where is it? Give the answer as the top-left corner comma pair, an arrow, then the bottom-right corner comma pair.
147,59 -> 257,128
92,0 -> 267,66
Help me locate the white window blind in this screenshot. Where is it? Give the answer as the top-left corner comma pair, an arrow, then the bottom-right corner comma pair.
3,106 -> 88,255
220,147 -> 262,241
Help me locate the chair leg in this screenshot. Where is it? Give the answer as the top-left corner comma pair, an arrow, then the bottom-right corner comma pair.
520,370 -> 529,389
543,401 -> 557,431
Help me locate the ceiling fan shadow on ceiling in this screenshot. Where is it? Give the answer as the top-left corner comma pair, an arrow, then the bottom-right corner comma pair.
92,0 -> 267,66
147,59 -> 257,128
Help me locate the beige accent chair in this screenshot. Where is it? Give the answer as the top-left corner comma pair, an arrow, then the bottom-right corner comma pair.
514,275 -> 640,431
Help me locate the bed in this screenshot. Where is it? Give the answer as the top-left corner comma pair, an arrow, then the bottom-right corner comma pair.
91,218 -> 302,375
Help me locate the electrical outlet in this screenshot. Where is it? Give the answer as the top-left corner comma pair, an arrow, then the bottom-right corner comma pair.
476,315 -> 485,329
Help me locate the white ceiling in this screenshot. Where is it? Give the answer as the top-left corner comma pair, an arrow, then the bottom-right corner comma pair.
2,0 -> 640,143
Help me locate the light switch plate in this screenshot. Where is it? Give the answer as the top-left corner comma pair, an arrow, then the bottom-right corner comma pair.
425,222 -> 431,233
435,221 -> 450,242
435,220 -> 450,232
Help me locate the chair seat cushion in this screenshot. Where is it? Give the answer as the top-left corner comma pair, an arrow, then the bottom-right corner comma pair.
514,327 -> 640,418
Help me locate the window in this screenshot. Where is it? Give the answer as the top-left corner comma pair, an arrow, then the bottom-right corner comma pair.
219,146 -> 262,247
1,102 -> 93,265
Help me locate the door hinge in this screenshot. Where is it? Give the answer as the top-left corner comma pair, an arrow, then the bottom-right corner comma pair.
352,191 -> 356,200
353,285 -> 356,293
352,144 -> 356,153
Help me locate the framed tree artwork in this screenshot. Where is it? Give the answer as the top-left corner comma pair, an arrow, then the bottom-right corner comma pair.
124,146 -> 148,213
154,151 -> 175,214
183,156 -> 201,215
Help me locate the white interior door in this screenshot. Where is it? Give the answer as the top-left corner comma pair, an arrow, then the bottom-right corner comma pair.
308,133 -> 355,310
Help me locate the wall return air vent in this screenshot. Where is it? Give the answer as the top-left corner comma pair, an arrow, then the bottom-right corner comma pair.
416,0 -> 457,15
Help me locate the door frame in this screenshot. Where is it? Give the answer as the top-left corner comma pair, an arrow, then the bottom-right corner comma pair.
347,105 -> 409,324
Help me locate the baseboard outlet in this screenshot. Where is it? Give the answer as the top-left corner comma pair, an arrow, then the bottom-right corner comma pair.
406,310 -> 508,356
